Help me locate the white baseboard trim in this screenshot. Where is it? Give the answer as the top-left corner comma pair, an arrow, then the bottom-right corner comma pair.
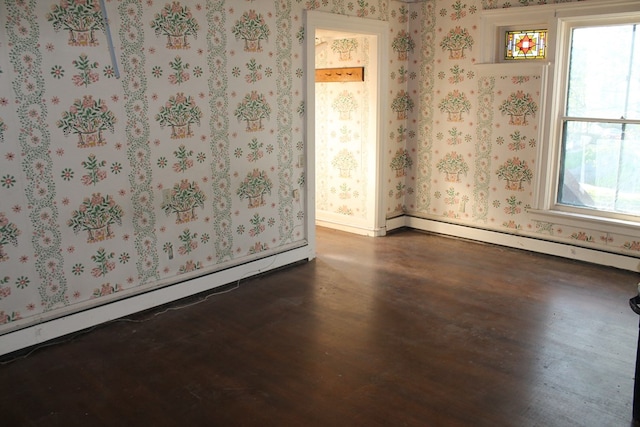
315,219 -> 386,237
4,217 -> 637,358
385,215 -> 407,232
0,245 -> 312,358
387,215 -> 640,272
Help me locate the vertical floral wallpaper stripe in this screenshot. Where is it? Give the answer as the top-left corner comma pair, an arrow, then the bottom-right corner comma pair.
276,0 -> 296,244
207,1 -> 232,263
474,76 -> 494,223
416,0 -> 436,213
6,1 -> 68,312
120,0 -> 159,285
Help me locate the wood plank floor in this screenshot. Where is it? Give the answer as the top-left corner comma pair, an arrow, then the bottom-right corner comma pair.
2,227 -> 640,426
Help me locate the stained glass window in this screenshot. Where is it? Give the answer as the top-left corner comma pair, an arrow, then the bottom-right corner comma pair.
505,29 -> 547,60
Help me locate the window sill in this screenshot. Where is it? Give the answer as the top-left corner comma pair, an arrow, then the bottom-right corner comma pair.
528,208 -> 640,238
474,62 -> 550,76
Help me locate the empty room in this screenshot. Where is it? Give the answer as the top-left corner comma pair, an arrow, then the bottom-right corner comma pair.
1,0 -> 640,425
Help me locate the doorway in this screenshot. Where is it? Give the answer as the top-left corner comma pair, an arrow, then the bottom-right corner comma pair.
305,11 -> 388,251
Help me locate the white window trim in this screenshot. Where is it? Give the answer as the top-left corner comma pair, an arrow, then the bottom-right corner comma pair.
481,0 -> 640,237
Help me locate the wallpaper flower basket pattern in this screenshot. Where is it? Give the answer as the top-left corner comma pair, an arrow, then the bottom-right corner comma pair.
57,96 -> 116,148
332,149 -> 358,178
440,26 -> 474,60
437,152 -> 469,183
332,91 -> 358,120
162,180 -> 206,223
237,169 -> 273,208
392,30 -> 415,61
390,149 -> 413,178
496,157 -> 533,190
72,54 -> 100,87
46,0 -> 104,47
68,193 -> 124,243
392,90 -> 414,120
172,145 -> 194,172
179,260 -> 202,274
93,283 -> 124,299
156,93 -> 202,139
81,154 -> 107,186
235,91 -> 271,132
499,91 -> 538,125
150,2 -> 199,50
331,38 -> 358,61
232,10 -> 270,53
0,213 -> 20,262
168,56 -> 190,85
438,90 -> 471,122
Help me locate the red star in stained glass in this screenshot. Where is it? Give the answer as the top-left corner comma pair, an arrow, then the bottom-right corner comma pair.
516,35 -> 536,56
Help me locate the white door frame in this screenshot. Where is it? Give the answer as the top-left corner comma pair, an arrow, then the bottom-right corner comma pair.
304,10 -> 388,252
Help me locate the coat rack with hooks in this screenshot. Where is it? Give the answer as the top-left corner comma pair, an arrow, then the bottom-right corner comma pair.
315,67 -> 364,83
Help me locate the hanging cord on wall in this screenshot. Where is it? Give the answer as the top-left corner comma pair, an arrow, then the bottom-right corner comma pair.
0,254 -> 281,366
117,253 -> 281,324
99,0 -> 120,79
2,196 -> 307,366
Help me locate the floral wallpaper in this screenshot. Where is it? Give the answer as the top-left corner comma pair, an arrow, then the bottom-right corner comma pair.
315,35 -> 375,223
0,0 -> 631,335
387,0 -> 639,259
0,0 -> 309,331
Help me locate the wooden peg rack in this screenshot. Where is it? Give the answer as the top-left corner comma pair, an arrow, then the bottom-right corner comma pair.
315,67 -> 364,83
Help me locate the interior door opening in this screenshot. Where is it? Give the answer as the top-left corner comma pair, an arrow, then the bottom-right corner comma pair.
305,11 -> 389,248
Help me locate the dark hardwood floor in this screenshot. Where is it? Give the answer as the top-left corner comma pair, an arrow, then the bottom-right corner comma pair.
2,227 -> 640,426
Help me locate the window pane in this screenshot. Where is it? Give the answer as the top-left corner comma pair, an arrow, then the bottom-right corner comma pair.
559,121 -> 640,216
567,25 -> 640,120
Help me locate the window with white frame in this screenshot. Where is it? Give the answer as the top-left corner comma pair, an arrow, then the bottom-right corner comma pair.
481,1 -> 640,231
539,5 -> 640,228
555,20 -> 640,220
